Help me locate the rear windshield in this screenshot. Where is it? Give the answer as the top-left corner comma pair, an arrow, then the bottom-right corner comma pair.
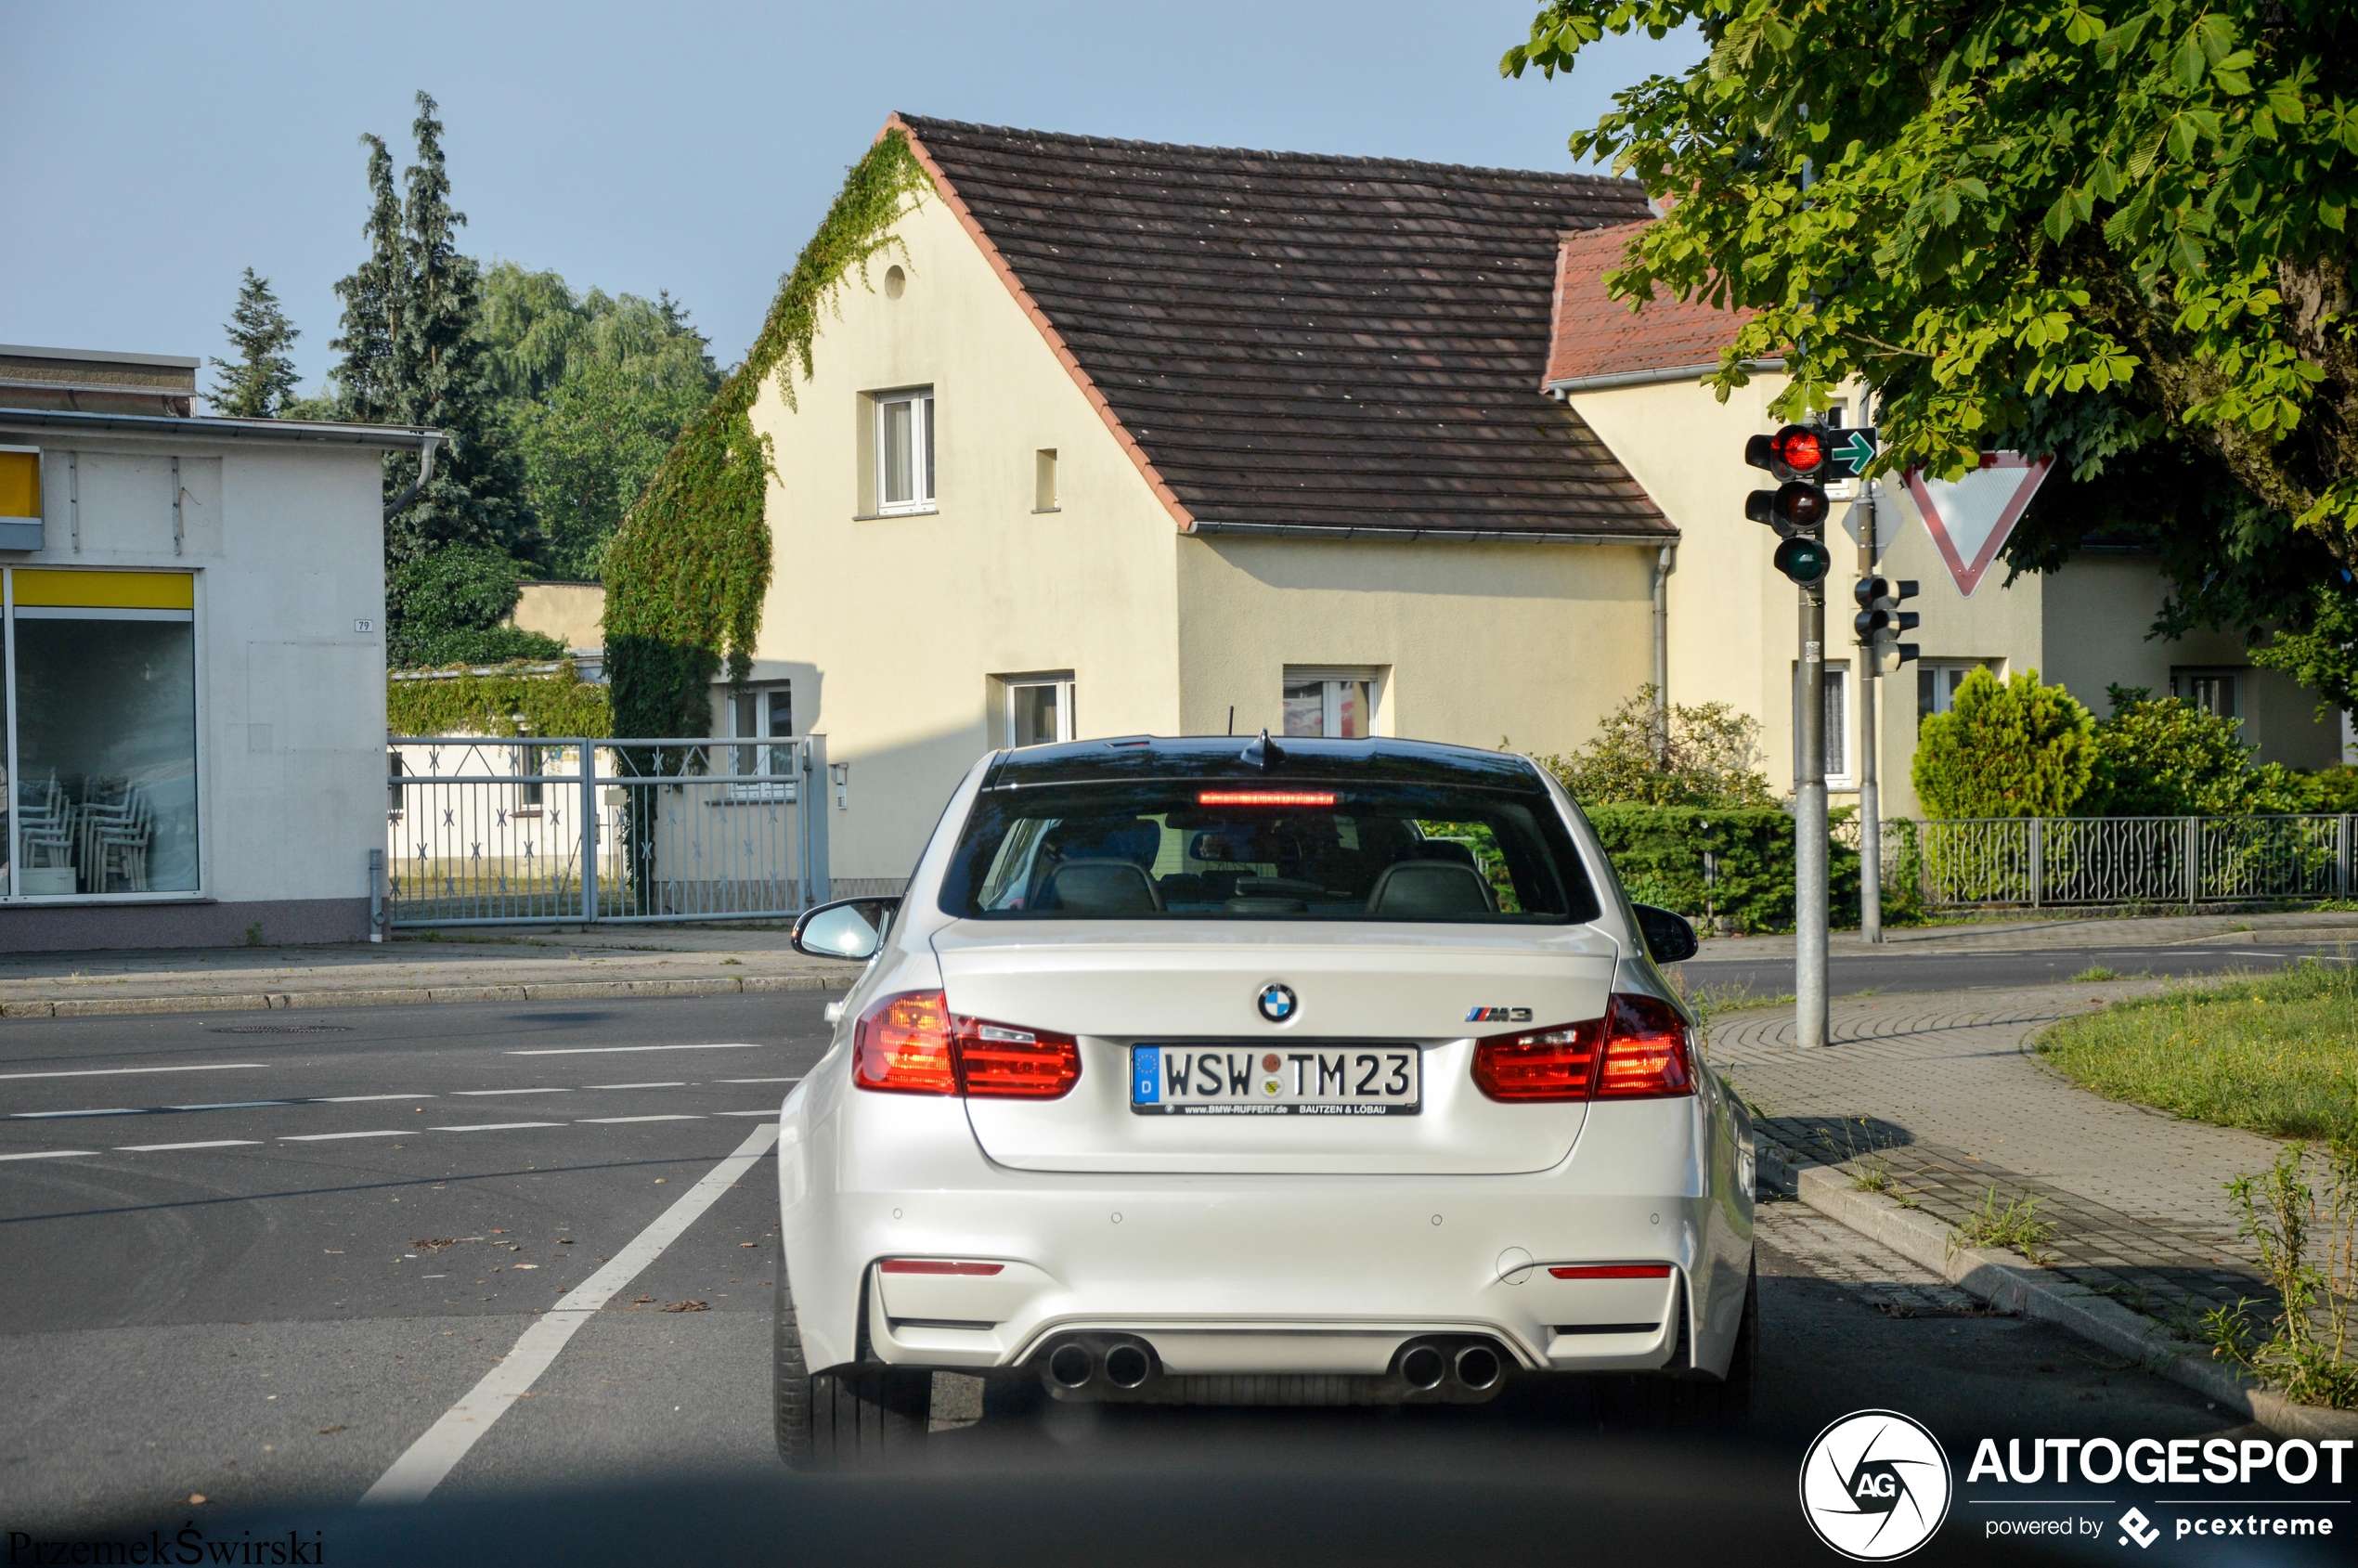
939,779 -> 1599,924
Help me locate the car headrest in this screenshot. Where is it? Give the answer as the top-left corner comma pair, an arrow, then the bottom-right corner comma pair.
1365,860 -> 1495,919
1039,858 -> 1164,915
1043,817 -> 1162,868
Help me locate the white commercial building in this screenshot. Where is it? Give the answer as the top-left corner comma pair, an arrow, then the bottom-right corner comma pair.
0,343 -> 434,951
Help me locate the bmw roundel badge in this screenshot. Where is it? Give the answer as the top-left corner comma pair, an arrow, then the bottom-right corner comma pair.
1256,983 -> 1299,1024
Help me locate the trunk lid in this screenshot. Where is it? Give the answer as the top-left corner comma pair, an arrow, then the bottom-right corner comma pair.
934,920 -> 1620,1174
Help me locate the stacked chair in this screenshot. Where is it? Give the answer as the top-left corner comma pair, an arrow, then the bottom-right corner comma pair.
16,774 -> 77,885
74,777 -> 152,894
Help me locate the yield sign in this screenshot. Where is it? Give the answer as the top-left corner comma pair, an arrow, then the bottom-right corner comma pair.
1903,452 -> 2054,597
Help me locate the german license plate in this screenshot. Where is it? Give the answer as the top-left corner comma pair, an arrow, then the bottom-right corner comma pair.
1130,1044 -> 1420,1116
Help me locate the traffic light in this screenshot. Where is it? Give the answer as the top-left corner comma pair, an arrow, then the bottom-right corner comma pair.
1748,423 -> 1835,580
1853,577 -> 1922,674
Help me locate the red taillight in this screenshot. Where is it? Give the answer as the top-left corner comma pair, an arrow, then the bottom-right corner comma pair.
853,991 -> 1081,1099
1548,1263 -> 1674,1280
1471,992 -> 1692,1103
1471,1018 -> 1604,1101
879,1259 -> 1005,1276
1597,992 -> 1693,1099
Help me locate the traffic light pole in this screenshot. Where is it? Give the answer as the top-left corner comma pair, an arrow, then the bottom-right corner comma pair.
1796,578 -> 1830,1049
1857,486 -> 1883,944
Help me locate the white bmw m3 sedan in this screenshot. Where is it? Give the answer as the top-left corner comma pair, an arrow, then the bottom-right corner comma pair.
774,733 -> 1756,1467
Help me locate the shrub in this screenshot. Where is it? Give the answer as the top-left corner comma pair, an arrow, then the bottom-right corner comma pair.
386,543 -> 566,669
1532,686 -> 1774,809
1911,668 -> 2099,818
2089,687 -> 2264,815
1585,804 -> 1859,933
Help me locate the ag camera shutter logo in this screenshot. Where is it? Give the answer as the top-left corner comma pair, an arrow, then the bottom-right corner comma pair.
1800,1409 -> 1953,1561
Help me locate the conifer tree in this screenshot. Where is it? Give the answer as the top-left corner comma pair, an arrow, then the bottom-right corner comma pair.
207,269 -> 303,418
329,135 -> 401,423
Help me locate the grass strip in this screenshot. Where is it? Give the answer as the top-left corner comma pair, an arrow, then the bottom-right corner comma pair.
2037,960 -> 2358,1139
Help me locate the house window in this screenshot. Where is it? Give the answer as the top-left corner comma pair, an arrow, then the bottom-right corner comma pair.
1791,660 -> 1850,784
875,388 -> 935,514
1034,448 -> 1058,512
516,745 -> 544,810
727,684 -> 795,776
3,568 -> 201,899
995,672 -> 1075,748
1282,667 -> 1379,738
2171,668 -> 2240,719
1917,660 -> 2001,719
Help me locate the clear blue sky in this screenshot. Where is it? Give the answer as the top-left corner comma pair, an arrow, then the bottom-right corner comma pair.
2,1 -> 1702,394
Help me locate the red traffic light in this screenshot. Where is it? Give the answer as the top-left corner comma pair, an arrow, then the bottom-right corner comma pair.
1744,424 -> 1830,481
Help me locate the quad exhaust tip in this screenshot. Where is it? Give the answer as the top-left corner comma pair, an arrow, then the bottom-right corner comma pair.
1048,1342 -> 1094,1388
1103,1344 -> 1150,1389
1400,1344 -> 1446,1391
1454,1344 -> 1502,1391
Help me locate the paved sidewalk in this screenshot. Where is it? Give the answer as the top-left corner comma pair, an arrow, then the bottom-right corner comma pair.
1696,906 -> 2358,964
0,926 -> 863,1018
1710,981 -> 2318,1410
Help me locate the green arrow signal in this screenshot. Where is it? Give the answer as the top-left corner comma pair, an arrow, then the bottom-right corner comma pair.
1832,428 -> 1878,477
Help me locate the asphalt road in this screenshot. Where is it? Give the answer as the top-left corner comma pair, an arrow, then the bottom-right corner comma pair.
0,992 -> 2303,1563
1680,939 -> 2352,1000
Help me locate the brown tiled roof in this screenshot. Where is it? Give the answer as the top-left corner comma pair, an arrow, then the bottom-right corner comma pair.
893,115 -> 1673,542
1544,222 -> 1758,391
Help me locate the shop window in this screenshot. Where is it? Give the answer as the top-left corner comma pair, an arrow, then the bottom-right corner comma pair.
4,568 -> 199,899
1282,667 -> 1380,738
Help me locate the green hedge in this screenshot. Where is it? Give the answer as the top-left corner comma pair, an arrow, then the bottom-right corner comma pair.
1585,804 -> 1861,933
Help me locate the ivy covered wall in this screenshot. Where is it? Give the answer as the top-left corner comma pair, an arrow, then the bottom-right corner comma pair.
602,129 -> 933,738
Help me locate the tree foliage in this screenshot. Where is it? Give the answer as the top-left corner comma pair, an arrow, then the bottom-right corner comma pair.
480,265 -> 720,580
1531,684 -> 1777,806
208,269 -> 302,419
1506,2 -> 2358,706
604,128 -> 931,738
1911,668 -> 2102,817
384,544 -> 564,668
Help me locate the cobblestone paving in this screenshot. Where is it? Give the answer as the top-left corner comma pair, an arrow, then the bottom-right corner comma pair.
1711,983 -> 2297,1341
1754,1194 -> 1989,1319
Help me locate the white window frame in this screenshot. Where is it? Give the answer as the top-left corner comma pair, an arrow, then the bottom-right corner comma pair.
723,683 -> 797,797
874,388 -> 936,516
1281,666 -> 1384,739
997,672 -> 1075,749
1916,659 -> 2000,720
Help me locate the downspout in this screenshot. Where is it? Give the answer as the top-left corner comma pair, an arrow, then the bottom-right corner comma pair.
1652,543 -> 1674,763
382,433 -> 442,522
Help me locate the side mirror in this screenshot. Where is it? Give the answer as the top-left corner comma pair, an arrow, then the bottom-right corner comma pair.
1631,902 -> 1699,965
791,897 -> 901,962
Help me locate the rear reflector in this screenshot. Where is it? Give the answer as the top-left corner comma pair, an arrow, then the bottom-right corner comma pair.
1548,1264 -> 1674,1280
1471,992 -> 1693,1103
879,1260 -> 1005,1276
853,991 -> 1081,1099
1197,790 -> 1337,807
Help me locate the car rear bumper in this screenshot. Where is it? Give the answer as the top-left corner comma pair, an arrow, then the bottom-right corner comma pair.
781,1089 -> 1755,1380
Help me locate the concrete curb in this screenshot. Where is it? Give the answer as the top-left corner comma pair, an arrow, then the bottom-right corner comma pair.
1756,1143 -> 2358,1440
0,971 -> 855,1020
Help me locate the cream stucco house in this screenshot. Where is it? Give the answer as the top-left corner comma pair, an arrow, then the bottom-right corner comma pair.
719,116 -> 2340,886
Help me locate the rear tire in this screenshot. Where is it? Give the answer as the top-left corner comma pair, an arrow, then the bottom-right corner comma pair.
774,1268 -> 930,1469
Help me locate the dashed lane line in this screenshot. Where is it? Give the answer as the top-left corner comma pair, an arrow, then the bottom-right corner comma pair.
0,1149 -> 96,1160
279,1130 -> 408,1142
713,1109 -> 780,1117
450,1088 -> 572,1096
0,1064 -> 265,1082
502,1043 -> 766,1056
166,1101 -> 289,1111
716,1077 -> 801,1084
583,1082 -> 686,1090
116,1140 -> 262,1152
361,1121 -> 781,1505
314,1094 -> 435,1103
427,1121 -> 565,1133
574,1114 -> 703,1124
12,1108 -> 143,1119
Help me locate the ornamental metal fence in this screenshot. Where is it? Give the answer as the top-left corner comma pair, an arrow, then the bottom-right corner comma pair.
1915,813 -> 2353,909
382,735 -> 831,927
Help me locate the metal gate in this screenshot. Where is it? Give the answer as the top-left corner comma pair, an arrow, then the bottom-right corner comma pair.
383,735 -> 829,927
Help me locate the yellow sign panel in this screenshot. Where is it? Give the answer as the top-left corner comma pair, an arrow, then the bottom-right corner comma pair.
0,449 -> 38,520
12,569 -> 195,610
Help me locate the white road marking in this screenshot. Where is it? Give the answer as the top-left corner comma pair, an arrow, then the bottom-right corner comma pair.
280,1130 -> 408,1142
311,1094 -> 435,1103
503,1043 -> 764,1056
116,1140 -> 263,1152
0,1150 -> 97,1160
716,1077 -> 802,1084
584,1082 -> 686,1090
451,1088 -> 571,1096
361,1121 -> 779,1506
713,1109 -> 781,1117
166,1101 -> 289,1111
574,1114 -> 703,1124
428,1121 -> 564,1133
11,1108 -> 141,1119
0,1064 -> 264,1082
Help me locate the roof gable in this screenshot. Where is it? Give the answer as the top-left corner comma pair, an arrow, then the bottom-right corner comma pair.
1543,221 -> 1760,393
892,115 -> 1672,543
